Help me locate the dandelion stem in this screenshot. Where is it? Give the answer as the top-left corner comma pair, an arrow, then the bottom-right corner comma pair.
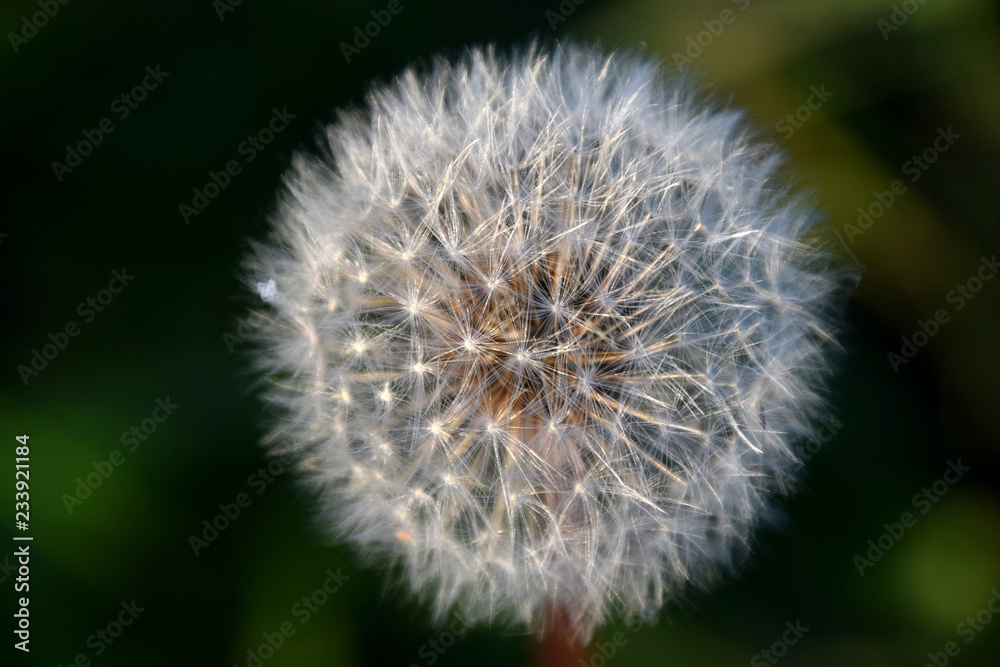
536,603 -> 587,667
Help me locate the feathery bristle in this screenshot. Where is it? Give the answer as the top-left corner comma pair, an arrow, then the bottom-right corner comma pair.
246,43 -> 853,642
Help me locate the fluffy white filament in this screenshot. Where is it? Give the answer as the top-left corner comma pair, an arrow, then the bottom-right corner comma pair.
246,44 -> 849,641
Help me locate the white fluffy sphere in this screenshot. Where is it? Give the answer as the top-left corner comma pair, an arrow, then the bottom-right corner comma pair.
247,44 -> 850,641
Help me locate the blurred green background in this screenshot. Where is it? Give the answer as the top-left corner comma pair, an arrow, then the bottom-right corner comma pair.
3,0 -> 999,665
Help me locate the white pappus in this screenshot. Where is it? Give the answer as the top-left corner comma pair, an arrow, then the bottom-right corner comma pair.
245,43 -> 854,642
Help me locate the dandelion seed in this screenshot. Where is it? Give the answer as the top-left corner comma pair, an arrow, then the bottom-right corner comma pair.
246,43 -> 855,643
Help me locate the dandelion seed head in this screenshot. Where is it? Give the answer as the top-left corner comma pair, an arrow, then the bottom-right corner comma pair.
247,43 -> 853,642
